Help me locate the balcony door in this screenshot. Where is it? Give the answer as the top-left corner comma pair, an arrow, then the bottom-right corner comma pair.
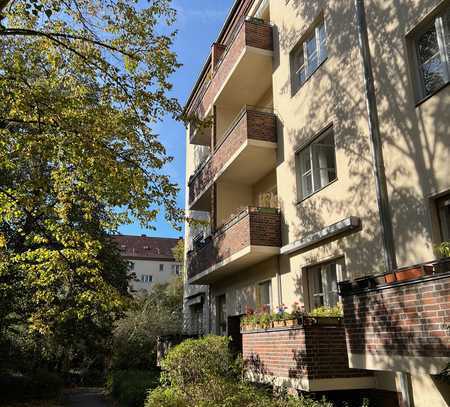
307,258 -> 346,310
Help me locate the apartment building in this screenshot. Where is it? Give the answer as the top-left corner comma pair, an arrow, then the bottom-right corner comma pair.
183,0 -> 450,405
113,235 -> 182,294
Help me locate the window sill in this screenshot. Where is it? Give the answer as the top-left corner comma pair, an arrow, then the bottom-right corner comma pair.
291,57 -> 328,97
415,81 -> 450,108
296,177 -> 338,206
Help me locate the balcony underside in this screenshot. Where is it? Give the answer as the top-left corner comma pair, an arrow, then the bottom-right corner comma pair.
214,48 -> 273,111
189,245 -> 280,285
189,140 -> 277,211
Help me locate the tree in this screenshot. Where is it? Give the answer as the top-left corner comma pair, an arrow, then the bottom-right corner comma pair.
112,277 -> 184,370
0,0 -> 182,365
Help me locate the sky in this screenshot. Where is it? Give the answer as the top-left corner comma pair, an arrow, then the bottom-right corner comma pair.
118,0 -> 235,238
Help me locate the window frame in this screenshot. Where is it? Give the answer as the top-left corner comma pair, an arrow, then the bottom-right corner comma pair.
290,16 -> 328,95
141,274 -> 153,284
306,257 -> 346,311
411,6 -> 450,103
296,125 -> 337,202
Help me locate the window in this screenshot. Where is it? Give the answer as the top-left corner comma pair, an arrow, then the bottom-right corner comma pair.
413,7 -> 450,99
291,18 -> 327,93
307,258 -> 346,310
159,264 -> 164,272
141,274 -> 153,283
257,280 -> 272,310
437,194 -> 450,242
172,264 -> 181,275
296,126 -> 337,200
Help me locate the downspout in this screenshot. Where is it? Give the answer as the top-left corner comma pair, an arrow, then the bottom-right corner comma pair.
355,2 -> 413,406
354,0 -> 398,275
276,256 -> 282,306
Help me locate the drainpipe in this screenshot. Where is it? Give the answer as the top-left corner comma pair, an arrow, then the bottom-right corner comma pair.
355,2 -> 413,406
276,256 -> 283,306
354,0 -> 397,275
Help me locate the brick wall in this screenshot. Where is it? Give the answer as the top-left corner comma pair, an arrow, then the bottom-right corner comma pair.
187,207 -> 280,280
189,109 -> 276,207
243,324 -> 370,382
188,21 -> 273,119
342,273 -> 450,358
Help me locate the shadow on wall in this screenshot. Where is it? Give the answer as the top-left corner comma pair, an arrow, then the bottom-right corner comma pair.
273,0 -> 449,287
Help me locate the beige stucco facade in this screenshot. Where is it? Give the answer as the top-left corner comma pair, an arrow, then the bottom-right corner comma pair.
183,0 -> 450,404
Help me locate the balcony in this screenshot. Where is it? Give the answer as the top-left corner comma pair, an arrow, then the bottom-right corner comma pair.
189,18 -> 274,136
187,207 -> 281,284
339,260 -> 450,375
242,319 -> 374,392
188,107 -> 277,211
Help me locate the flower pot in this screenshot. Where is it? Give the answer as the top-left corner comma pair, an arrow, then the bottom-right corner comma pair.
284,319 -> 296,327
315,317 -> 342,326
384,273 -> 397,284
272,320 -> 285,328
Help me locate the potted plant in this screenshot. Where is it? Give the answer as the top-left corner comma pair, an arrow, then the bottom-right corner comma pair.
309,304 -> 343,325
291,302 -> 306,325
241,306 -> 255,331
272,304 -> 288,328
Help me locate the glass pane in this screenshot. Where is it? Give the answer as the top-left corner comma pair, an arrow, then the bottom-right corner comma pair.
302,173 -> 313,197
439,202 -> 450,241
319,22 -> 327,62
445,10 -> 450,61
300,147 -> 311,174
325,264 -> 338,307
307,35 -> 318,74
418,26 -> 440,63
312,131 -> 336,190
313,295 -> 324,308
299,66 -> 307,85
421,55 -> 446,94
312,267 -> 323,295
259,281 -> 271,307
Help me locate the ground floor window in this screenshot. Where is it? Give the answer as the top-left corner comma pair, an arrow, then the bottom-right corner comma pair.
257,280 -> 272,310
437,194 -> 450,242
306,257 -> 346,310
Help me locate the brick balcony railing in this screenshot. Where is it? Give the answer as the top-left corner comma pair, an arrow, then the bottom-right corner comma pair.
242,321 -> 372,391
340,265 -> 450,372
187,207 -> 281,281
188,18 -> 273,120
188,107 -> 277,208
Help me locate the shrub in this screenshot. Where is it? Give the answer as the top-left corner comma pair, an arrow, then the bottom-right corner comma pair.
0,369 -> 63,402
107,369 -> 160,407
160,336 -> 239,388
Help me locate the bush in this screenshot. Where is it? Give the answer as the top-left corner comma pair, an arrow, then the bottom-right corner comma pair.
107,369 -> 160,407
146,335 -> 335,407
160,335 -> 238,388
0,369 -> 63,402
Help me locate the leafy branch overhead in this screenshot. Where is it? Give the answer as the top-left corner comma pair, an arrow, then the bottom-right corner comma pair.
0,0 -> 182,342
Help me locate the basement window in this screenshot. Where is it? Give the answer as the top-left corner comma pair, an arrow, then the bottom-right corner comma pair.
307,258 -> 346,310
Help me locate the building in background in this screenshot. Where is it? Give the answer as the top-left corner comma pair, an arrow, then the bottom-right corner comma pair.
183,0 -> 450,405
113,235 -> 182,294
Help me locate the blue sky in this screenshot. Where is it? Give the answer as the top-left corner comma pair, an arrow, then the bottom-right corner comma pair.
118,0 -> 234,238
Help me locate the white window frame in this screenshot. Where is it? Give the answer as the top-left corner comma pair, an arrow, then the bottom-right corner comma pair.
413,7 -> 450,100
297,126 -> 337,200
291,18 -> 328,93
307,258 -> 346,311
141,274 -> 153,283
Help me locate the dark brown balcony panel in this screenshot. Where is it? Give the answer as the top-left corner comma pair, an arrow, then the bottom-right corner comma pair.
187,207 -> 281,284
188,107 -> 277,211
340,265 -> 450,375
243,320 -> 374,392
189,19 -> 274,122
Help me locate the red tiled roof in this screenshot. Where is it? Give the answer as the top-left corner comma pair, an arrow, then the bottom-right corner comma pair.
112,235 -> 181,261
